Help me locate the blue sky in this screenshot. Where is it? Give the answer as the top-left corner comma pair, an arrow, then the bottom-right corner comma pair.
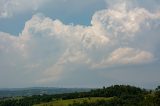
0,0 -> 160,88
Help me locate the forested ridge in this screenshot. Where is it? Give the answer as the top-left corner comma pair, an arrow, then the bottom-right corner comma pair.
0,85 -> 160,106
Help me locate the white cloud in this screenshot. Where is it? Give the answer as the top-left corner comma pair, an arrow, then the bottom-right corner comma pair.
93,48 -> 154,68
21,14 -> 109,49
0,0 -> 160,85
36,49 -> 90,83
0,0 -> 50,18
92,0 -> 160,40
108,48 -> 154,64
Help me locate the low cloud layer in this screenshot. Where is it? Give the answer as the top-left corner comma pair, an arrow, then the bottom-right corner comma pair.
0,0 -> 160,87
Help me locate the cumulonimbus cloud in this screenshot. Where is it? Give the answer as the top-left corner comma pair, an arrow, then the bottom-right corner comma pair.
0,0 -> 160,84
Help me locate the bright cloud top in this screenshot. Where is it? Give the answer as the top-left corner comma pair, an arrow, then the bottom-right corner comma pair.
0,0 -> 160,85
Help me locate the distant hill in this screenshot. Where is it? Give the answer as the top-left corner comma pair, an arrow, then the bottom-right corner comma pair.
0,87 -> 90,98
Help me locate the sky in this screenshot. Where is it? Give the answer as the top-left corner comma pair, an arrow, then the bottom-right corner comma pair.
0,0 -> 160,89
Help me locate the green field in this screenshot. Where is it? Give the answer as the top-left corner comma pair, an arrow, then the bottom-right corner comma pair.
34,97 -> 113,106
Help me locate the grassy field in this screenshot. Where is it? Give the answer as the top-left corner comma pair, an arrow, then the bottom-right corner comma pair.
34,97 -> 113,106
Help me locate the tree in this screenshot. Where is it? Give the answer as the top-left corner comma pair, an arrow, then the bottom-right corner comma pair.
156,85 -> 160,91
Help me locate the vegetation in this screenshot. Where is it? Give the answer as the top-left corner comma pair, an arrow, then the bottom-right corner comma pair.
0,85 -> 160,106
34,97 -> 112,106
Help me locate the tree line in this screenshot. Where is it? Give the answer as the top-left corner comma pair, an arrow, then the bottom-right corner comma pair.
0,85 -> 160,106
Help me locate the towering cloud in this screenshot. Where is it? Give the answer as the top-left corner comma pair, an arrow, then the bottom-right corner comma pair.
0,0 -> 160,86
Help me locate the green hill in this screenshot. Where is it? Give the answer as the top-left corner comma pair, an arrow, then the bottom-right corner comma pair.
34,97 -> 113,106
